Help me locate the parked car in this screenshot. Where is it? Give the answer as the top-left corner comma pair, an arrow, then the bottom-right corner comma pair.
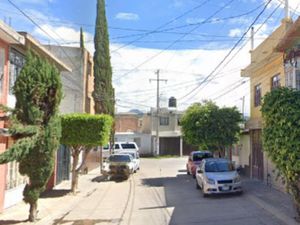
122,151 -> 140,172
195,158 -> 242,197
115,142 -> 139,153
103,142 -> 139,154
102,154 -> 135,179
186,151 -> 213,178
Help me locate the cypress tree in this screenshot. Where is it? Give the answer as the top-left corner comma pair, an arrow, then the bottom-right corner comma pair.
92,0 -> 115,115
0,51 -> 62,222
80,27 -> 85,49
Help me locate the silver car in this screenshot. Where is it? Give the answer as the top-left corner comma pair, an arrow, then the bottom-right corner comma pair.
195,158 -> 242,197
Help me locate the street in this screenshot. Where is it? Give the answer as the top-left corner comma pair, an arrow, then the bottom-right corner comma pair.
0,158 -> 293,225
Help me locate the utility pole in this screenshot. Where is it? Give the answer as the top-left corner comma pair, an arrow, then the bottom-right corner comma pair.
241,96 -> 245,119
150,70 -> 167,156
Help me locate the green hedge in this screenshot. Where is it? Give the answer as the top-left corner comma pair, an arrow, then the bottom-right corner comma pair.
61,113 -> 113,147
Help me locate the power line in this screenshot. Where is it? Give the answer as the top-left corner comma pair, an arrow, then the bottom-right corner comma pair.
113,0 -> 235,82
178,0 -> 274,101
7,0 -> 87,93
111,0 -> 212,53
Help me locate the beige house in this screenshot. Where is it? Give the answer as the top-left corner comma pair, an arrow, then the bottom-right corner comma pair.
241,17 -> 294,190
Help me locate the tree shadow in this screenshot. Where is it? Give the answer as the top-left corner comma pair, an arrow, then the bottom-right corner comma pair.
0,219 -> 28,224
41,189 -> 71,198
91,175 -> 129,183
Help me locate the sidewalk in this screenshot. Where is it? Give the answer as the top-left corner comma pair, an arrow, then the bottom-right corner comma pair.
0,168 -> 104,225
243,178 -> 299,225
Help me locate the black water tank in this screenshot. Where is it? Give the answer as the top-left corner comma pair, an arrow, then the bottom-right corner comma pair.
169,97 -> 177,108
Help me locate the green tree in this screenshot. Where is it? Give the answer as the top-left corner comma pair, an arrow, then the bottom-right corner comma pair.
0,51 -> 62,222
181,101 -> 242,156
261,87 -> 300,220
92,0 -> 114,115
61,113 -> 112,193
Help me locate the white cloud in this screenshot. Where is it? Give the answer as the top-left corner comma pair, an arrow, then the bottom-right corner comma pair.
229,28 -> 242,37
110,43 -> 251,114
115,13 -> 139,21
32,24 -> 94,53
31,24 -> 252,115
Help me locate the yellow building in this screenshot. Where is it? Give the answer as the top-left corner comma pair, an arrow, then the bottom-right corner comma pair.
241,18 -> 292,188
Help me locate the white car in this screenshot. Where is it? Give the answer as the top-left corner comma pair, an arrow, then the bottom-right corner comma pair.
102,154 -> 135,179
122,151 -> 140,172
195,158 -> 242,197
115,142 -> 139,153
103,142 -> 139,154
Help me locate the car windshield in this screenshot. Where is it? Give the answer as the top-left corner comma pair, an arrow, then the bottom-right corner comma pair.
205,161 -> 235,172
108,155 -> 131,162
124,152 -> 136,158
193,152 -> 213,161
103,144 -> 109,150
121,143 -> 137,149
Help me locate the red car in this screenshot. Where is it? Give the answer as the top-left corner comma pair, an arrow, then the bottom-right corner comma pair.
186,151 -> 213,178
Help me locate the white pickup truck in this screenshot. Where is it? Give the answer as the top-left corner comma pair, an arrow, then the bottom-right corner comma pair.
102,142 -> 139,159
114,142 -> 139,153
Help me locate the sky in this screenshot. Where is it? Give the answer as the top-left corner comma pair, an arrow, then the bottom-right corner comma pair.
1,0 -> 300,115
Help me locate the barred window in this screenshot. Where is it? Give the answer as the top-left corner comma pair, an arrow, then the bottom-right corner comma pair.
159,117 -> 169,126
271,74 -> 280,90
254,84 -> 261,107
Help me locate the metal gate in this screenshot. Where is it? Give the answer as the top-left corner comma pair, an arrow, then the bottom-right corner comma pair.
159,137 -> 180,155
251,130 -> 264,180
56,145 -> 70,185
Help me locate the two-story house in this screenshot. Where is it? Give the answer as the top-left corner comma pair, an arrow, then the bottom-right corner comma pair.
241,16 -> 293,188
44,45 -> 96,178
0,20 -> 71,212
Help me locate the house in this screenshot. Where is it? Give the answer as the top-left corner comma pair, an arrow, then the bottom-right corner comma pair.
44,45 -> 96,177
241,16 -> 293,189
150,106 -> 196,156
115,112 -> 152,156
0,20 -> 71,212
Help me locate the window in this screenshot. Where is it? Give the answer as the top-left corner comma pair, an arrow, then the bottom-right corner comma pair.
6,161 -> 27,190
159,117 -> 169,126
138,119 -> 143,127
0,47 -> 5,96
254,84 -> 261,107
9,49 -> 25,94
271,74 -> 280,89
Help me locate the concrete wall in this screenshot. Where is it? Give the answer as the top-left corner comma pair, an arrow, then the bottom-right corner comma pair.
45,46 -> 85,114
115,132 -> 152,156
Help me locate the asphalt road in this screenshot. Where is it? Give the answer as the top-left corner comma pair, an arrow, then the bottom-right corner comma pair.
49,157 -> 287,225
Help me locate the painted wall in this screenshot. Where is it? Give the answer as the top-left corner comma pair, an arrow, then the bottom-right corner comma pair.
0,39 -> 9,212
115,132 -> 152,156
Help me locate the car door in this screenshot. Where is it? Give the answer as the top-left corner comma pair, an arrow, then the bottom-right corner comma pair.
196,162 -> 205,187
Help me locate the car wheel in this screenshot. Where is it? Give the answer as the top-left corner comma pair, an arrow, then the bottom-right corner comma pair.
196,181 -> 200,189
201,184 -> 208,197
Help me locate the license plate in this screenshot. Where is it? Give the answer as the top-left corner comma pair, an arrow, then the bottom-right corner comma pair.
222,185 -> 230,191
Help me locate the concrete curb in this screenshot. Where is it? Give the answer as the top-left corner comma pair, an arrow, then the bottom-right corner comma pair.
246,194 -> 299,225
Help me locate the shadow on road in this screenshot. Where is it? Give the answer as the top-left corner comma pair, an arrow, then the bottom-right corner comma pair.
0,219 -> 28,224
141,173 -> 247,225
91,175 -> 129,183
41,189 -> 71,199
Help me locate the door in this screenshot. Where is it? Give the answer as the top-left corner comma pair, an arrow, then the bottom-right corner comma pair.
251,129 -> 264,180
159,137 -> 180,155
56,145 -> 70,185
